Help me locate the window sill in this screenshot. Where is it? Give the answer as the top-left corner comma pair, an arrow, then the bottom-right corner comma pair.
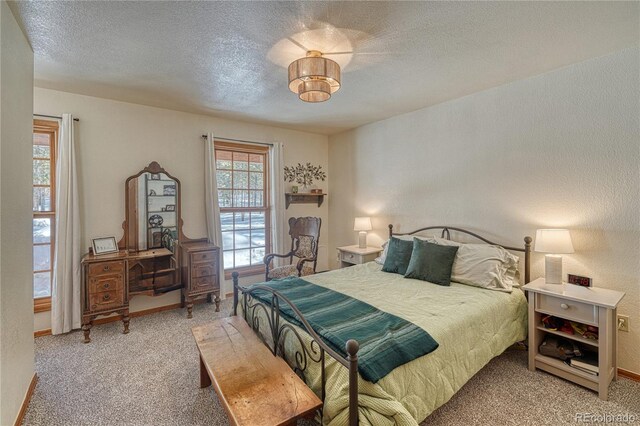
224,265 -> 265,280
34,297 -> 51,313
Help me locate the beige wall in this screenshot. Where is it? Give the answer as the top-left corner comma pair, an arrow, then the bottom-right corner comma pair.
33,88 -> 329,332
328,48 -> 640,373
0,1 -> 35,424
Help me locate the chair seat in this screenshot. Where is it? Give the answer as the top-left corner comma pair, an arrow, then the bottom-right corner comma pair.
267,264 -> 315,280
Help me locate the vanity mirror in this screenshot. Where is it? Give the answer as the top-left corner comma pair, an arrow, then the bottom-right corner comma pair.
123,162 -> 182,295
80,161 -> 220,343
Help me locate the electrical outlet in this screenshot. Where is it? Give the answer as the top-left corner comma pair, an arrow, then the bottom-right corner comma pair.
617,315 -> 629,332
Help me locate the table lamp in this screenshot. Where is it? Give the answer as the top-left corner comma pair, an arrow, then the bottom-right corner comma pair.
354,217 -> 372,249
534,229 -> 574,284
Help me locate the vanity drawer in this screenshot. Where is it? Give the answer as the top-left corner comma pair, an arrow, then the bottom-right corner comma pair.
192,250 -> 217,264
88,260 -> 125,276
536,293 -> 598,325
192,263 -> 215,278
192,275 -> 218,291
89,274 -> 125,294
89,289 -> 124,312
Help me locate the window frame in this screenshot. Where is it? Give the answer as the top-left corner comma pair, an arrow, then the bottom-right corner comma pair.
214,141 -> 271,279
32,119 -> 58,313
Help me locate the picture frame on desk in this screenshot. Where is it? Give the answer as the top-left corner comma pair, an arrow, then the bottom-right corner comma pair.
91,236 -> 118,255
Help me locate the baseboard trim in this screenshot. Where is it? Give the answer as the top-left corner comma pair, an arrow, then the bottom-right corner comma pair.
619,368 -> 640,382
34,302 -> 188,337
14,373 -> 37,426
34,329 -> 52,338
93,302 -> 185,325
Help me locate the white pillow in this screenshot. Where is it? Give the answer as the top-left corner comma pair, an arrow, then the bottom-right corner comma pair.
431,237 -> 519,292
374,235 -> 436,264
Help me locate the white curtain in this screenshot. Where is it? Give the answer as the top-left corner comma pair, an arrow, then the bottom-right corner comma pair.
204,133 -> 225,294
51,114 -> 81,334
270,143 -> 285,261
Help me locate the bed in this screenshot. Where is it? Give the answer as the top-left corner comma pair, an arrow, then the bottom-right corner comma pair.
232,226 -> 531,426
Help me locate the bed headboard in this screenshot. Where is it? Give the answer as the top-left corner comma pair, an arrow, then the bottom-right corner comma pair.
388,224 -> 532,284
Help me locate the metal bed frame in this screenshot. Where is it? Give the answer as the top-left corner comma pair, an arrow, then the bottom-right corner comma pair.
232,225 -> 532,426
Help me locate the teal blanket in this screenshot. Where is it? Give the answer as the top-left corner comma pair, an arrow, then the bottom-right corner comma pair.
248,277 -> 439,383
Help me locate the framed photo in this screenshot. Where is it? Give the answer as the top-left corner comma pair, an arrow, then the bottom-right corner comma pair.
165,204 -> 176,212
91,237 -> 118,255
150,173 -> 161,180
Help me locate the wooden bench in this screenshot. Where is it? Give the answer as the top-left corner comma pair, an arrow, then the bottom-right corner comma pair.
192,316 -> 322,426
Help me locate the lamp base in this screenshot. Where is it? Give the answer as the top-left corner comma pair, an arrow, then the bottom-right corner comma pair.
544,255 -> 563,284
358,231 -> 367,249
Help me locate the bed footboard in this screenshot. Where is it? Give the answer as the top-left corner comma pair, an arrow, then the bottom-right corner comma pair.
232,272 -> 359,426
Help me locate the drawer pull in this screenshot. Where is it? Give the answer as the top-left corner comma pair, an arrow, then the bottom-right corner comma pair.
103,294 -> 111,301
103,283 -> 110,290
103,265 -> 110,271
560,303 -> 569,310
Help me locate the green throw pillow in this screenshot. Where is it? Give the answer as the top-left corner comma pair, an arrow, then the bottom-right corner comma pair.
405,239 -> 459,286
381,237 -> 414,275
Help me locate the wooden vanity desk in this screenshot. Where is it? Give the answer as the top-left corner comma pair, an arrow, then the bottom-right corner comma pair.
80,162 -> 220,343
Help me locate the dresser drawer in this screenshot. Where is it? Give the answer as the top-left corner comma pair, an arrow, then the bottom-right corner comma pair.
192,275 -> 218,292
88,260 -> 125,276
89,274 -> 125,294
88,289 -> 124,312
192,250 -> 217,263
192,263 -> 215,278
536,293 -> 598,325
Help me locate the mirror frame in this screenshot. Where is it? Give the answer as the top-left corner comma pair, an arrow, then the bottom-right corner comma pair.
119,161 -> 186,253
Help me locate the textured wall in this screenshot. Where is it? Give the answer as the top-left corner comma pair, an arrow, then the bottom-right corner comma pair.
328,48 -> 639,373
33,88 -> 329,332
0,1 -> 35,424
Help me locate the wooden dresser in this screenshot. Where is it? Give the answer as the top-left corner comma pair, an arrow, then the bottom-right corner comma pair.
180,241 -> 221,318
81,252 -> 130,343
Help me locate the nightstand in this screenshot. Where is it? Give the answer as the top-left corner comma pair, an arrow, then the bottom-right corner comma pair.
337,245 -> 381,268
523,278 -> 625,400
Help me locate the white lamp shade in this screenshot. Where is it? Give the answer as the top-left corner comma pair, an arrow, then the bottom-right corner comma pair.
353,217 -> 372,232
534,229 -> 574,254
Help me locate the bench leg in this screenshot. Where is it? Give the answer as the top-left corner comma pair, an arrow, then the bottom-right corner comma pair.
200,355 -> 212,388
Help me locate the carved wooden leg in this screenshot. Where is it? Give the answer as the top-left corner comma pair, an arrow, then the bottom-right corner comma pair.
199,355 -> 211,388
214,293 -> 221,312
82,320 -> 92,344
122,310 -> 130,334
206,293 -> 213,303
186,297 -> 194,319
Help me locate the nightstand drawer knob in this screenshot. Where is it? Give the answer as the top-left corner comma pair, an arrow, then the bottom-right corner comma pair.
560,303 -> 569,310
103,294 -> 111,301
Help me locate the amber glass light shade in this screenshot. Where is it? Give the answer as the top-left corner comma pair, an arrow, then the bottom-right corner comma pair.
288,51 -> 341,103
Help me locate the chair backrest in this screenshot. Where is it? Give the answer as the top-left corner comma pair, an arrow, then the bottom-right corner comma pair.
288,217 -> 321,264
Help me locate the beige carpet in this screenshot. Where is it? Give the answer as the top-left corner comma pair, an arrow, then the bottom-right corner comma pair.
23,300 -> 639,425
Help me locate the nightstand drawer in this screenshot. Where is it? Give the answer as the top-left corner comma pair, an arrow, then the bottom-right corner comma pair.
536,293 -> 598,325
341,251 -> 360,264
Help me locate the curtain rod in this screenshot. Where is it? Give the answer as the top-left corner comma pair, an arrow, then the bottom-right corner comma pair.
201,135 -> 273,147
34,113 -> 80,122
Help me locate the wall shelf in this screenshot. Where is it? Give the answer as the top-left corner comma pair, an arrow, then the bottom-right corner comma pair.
285,193 -> 326,209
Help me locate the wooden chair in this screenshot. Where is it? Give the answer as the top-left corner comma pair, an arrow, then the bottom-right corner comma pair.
264,217 -> 321,281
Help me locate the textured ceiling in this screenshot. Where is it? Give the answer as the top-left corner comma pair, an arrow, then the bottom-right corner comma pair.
10,1 -> 639,134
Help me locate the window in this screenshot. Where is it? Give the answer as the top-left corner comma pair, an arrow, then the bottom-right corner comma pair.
215,141 -> 270,277
33,119 -> 58,312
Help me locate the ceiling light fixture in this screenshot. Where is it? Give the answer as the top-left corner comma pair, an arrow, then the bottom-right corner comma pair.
288,50 -> 340,103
